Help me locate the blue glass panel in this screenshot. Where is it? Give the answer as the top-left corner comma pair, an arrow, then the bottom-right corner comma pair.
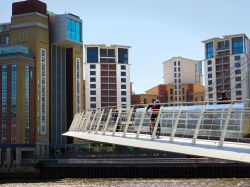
232,37 -> 243,54
76,22 -> 80,32
87,47 -> 98,62
206,42 -> 214,59
11,65 -> 16,143
118,48 -> 128,64
72,31 -> 76,41
25,65 -> 30,143
2,65 -> 7,143
67,18 -> 82,42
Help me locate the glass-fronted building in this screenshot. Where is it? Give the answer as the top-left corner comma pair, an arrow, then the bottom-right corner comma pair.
85,44 -> 131,110
49,13 -> 84,146
203,34 -> 250,101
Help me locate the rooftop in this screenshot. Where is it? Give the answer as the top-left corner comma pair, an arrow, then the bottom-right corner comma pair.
85,44 -> 131,48
202,33 -> 248,43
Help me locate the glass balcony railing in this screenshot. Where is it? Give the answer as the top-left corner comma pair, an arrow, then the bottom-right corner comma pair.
0,45 -> 32,57
216,45 -> 230,51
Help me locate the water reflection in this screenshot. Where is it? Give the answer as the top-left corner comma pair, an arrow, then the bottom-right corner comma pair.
2,178 -> 250,187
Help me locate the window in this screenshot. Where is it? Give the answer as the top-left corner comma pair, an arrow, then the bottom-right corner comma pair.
90,84 -> 96,88
121,85 -> 126,89
178,79 -> 181,83
87,47 -> 98,63
121,97 -> 127,102
178,67 -> 180,71
235,63 -> 241,68
90,104 -> 96,108
90,71 -> 96,75
170,96 -> 173,100
208,87 -> 213,92
208,73 -> 212,78
232,37 -> 243,54
236,83 -> 241,88
90,90 -> 96,95
67,18 -> 81,42
174,79 -> 177,83
236,90 -> 242,96
206,42 -> 214,59
178,73 -> 181,77
25,65 -> 30,142
207,60 -> 212,65
121,72 -> 126,76
170,88 -> 173,94
235,69 -> 241,75
121,78 -> 126,82
90,97 -> 96,102
209,94 -> 213,98
174,73 -> 176,78
6,35 -> 9,45
100,49 -> 115,57
208,80 -> 213,85
90,77 -> 96,82
90,64 -> 96,69
208,67 -> 212,72
178,61 -> 180,66
11,64 -> 17,143
121,91 -> 126,95
100,58 -> 116,63
234,56 -> 241,61
182,88 -> 184,93
143,98 -> 147,104
118,48 -> 128,64
235,77 -> 241,82
121,65 -> 126,70
174,67 -> 176,72
174,61 -> 176,66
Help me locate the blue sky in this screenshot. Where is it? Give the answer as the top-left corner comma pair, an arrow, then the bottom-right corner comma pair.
2,0 -> 250,93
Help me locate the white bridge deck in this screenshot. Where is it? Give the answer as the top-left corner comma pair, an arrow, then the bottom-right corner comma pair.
64,101 -> 250,163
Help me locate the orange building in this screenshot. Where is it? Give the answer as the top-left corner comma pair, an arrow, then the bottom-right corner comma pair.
145,83 -> 205,103
131,93 -> 158,105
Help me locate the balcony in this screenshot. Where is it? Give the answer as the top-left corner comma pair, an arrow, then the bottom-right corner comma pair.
216,45 -> 230,51
0,45 -> 32,57
216,50 -> 230,57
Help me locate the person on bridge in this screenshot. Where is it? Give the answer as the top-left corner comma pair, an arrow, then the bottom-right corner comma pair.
218,91 -> 229,104
147,99 -> 161,138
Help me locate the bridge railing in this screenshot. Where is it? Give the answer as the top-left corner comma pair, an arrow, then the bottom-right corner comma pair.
68,100 -> 250,147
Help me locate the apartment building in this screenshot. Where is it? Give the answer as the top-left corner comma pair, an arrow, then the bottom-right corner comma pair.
162,57 -> 204,102
85,45 -> 131,109
203,34 -> 250,101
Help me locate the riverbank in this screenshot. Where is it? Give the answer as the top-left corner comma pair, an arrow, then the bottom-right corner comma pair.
0,178 -> 250,187
1,158 -> 250,179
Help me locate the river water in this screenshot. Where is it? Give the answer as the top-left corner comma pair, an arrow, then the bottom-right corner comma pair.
1,178 -> 250,187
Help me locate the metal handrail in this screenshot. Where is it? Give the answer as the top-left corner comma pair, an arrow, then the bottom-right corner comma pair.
68,100 -> 250,148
